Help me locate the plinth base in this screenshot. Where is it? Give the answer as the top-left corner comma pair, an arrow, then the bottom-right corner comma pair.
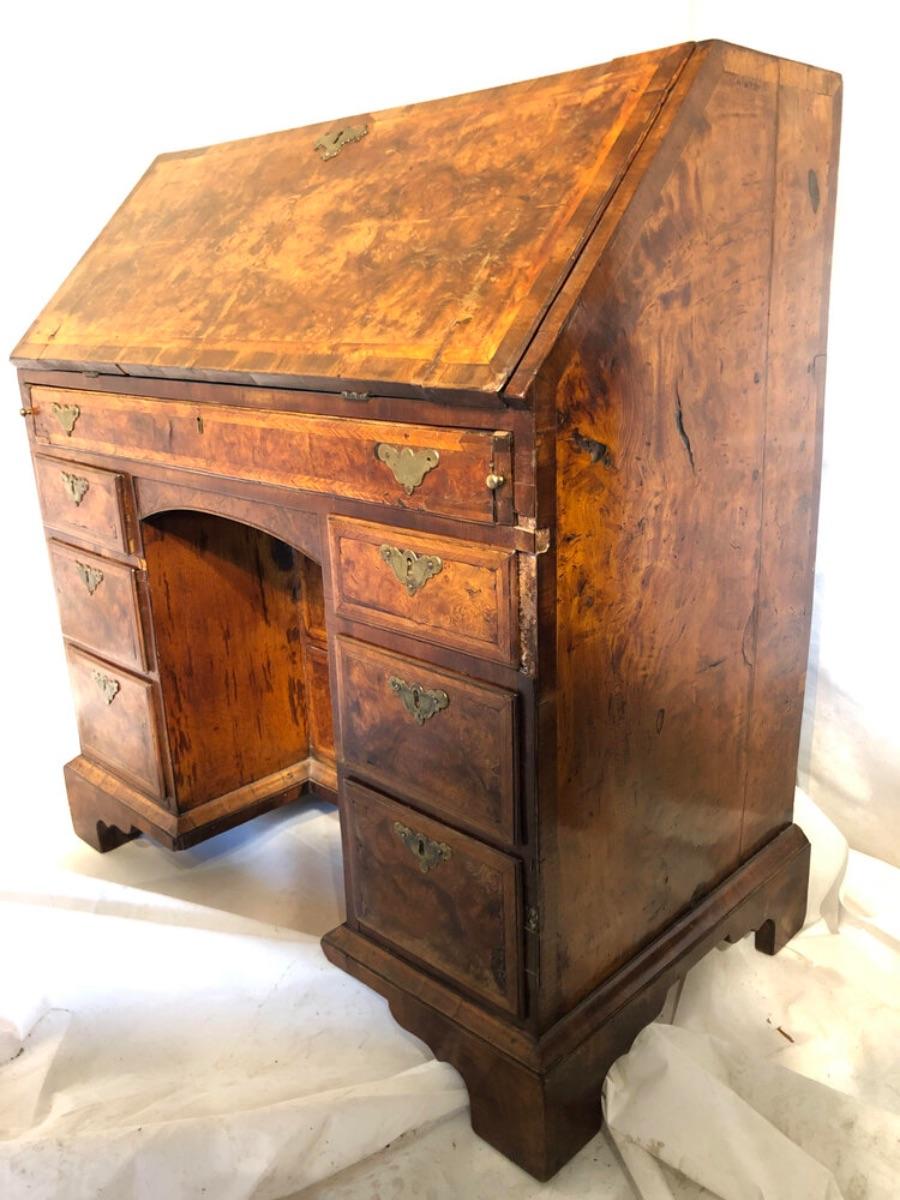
64,755 -> 337,852
322,823 -> 810,1180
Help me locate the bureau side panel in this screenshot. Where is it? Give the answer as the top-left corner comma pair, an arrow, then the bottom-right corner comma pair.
739,60 -> 842,857
533,44 -> 841,1019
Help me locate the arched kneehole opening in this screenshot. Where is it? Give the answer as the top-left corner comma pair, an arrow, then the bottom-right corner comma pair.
142,511 -> 334,812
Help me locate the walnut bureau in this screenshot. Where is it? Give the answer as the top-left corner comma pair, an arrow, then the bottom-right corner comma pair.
12,41 -> 840,1179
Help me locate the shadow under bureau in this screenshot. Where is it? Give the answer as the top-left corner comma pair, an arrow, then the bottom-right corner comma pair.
11,40 -> 840,1179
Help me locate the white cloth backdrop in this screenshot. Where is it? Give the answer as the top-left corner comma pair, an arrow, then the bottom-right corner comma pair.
2,788 -> 898,1199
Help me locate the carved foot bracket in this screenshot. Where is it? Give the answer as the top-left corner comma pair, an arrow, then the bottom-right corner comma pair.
322,823 -> 811,1180
66,761 -> 142,853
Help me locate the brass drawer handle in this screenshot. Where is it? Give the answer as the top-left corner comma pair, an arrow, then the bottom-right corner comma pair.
52,402 -> 81,436
379,544 -> 443,596
61,471 -> 90,506
90,669 -> 120,705
375,443 -> 440,494
75,562 -> 104,595
393,821 -> 451,874
389,675 -> 449,724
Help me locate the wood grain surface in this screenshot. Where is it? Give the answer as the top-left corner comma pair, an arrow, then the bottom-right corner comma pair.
49,540 -> 147,672
28,385 -> 512,525
527,41 -> 841,1020
66,644 -> 165,800
345,780 -> 522,1014
33,455 -> 130,553
328,515 -> 518,664
12,47 -> 690,396
335,636 -> 518,842
142,512 -> 330,810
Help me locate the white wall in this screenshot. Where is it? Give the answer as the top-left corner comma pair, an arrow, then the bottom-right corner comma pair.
2,1 -> 896,861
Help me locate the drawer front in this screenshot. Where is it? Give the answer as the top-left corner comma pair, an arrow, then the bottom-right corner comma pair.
346,782 -> 521,1014
336,637 -> 517,842
28,386 -> 514,525
34,456 -> 129,552
66,645 -> 165,799
50,542 -> 147,672
329,516 -> 517,665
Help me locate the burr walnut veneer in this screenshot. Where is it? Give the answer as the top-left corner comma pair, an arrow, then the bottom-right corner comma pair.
12,41 -> 840,1178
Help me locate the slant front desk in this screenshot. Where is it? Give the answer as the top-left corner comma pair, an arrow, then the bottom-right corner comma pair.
12,41 -> 840,1178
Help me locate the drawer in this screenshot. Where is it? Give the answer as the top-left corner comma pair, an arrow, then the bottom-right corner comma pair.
328,516 -> 518,665
49,542 -> 147,672
346,781 -> 522,1015
66,645 -> 165,800
33,455 -> 130,553
336,637 -> 517,842
27,386 -> 514,526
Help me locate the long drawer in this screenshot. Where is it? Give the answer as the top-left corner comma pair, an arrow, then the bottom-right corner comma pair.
27,386 -> 513,525
335,636 -> 518,842
346,781 -> 522,1015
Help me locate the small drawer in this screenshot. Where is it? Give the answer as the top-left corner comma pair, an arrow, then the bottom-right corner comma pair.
328,516 -> 517,665
66,645 -> 165,800
34,455 -> 129,553
336,636 -> 518,842
346,781 -> 522,1015
28,386 -> 514,526
49,542 -> 147,672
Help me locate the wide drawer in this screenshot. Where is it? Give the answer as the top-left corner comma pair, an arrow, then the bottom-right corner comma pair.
50,542 -> 147,672
335,636 -> 517,842
27,386 -> 514,525
346,781 -> 522,1015
328,516 -> 518,665
34,455 -> 130,553
66,645 -> 165,800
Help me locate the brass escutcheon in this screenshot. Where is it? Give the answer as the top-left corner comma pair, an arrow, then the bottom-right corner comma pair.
388,675 -> 449,724
75,561 -> 104,595
61,471 -> 90,506
374,443 -> 440,494
91,669 -> 120,704
379,544 -> 443,596
52,402 -> 81,436
314,123 -> 368,160
393,822 -> 451,874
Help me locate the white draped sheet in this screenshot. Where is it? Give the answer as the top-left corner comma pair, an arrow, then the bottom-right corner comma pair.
1,790 -> 898,1199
